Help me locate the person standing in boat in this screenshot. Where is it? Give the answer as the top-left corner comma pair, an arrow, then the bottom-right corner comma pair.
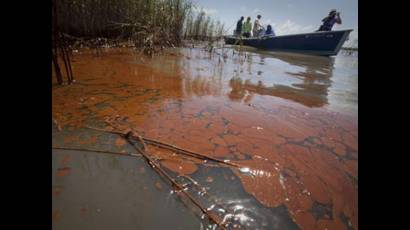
235,16 -> 245,36
253,15 -> 263,37
317,9 -> 342,31
242,17 -> 252,38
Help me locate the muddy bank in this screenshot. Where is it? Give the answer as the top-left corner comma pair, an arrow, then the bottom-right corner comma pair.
52,47 -> 357,229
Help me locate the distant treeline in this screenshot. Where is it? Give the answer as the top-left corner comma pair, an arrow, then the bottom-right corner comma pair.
54,0 -> 224,47
343,38 -> 358,50
342,47 -> 358,51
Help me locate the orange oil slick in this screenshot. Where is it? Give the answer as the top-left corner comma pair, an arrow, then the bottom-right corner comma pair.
52,47 -> 357,230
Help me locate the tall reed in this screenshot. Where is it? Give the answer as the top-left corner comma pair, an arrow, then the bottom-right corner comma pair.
56,1 -> 187,43
54,0 -> 225,57
183,8 -> 225,41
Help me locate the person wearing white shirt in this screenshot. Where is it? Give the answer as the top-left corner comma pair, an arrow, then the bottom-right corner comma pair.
253,15 -> 263,37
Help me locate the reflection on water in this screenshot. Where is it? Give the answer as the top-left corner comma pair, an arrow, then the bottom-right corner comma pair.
139,46 -> 357,115
186,165 -> 300,230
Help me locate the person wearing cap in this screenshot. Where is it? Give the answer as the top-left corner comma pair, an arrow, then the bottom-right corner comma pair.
253,15 -> 263,37
242,17 -> 252,38
317,9 -> 342,31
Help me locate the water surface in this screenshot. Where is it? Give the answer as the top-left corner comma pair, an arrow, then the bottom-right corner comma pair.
52,46 -> 357,230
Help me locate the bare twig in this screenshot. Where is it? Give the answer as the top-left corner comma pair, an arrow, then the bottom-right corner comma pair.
84,125 -> 242,169
52,146 -> 141,158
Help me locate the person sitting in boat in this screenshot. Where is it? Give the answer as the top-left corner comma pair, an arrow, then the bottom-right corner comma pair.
263,25 -> 275,37
317,9 -> 342,31
234,16 -> 244,36
253,15 -> 264,37
242,17 -> 252,38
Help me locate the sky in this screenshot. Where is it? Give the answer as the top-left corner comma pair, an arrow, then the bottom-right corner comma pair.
192,0 -> 358,46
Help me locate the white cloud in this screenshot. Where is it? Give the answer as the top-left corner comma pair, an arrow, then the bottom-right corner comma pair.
253,8 -> 261,14
265,19 -> 278,26
273,20 -> 315,35
192,6 -> 217,15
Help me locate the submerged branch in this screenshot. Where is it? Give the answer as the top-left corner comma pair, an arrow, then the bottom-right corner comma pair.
122,131 -> 228,229
85,125 -> 242,169
52,146 -> 141,158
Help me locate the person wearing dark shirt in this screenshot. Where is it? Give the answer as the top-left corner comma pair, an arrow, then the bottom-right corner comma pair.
264,25 -> 275,36
317,9 -> 342,31
235,16 -> 244,36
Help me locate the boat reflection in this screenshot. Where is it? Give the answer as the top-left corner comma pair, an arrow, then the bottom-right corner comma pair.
143,47 -> 338,108
228,51 -> 336,107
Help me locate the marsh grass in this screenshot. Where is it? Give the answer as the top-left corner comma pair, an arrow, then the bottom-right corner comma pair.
54,0 -> 224,53
183,8 -> 225,41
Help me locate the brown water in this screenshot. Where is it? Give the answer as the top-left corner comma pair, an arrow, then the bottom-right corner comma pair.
52,46 -> 357,230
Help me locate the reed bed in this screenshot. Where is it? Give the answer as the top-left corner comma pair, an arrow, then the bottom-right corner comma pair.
54,0 -> 224,48
183,8 -> 225,41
